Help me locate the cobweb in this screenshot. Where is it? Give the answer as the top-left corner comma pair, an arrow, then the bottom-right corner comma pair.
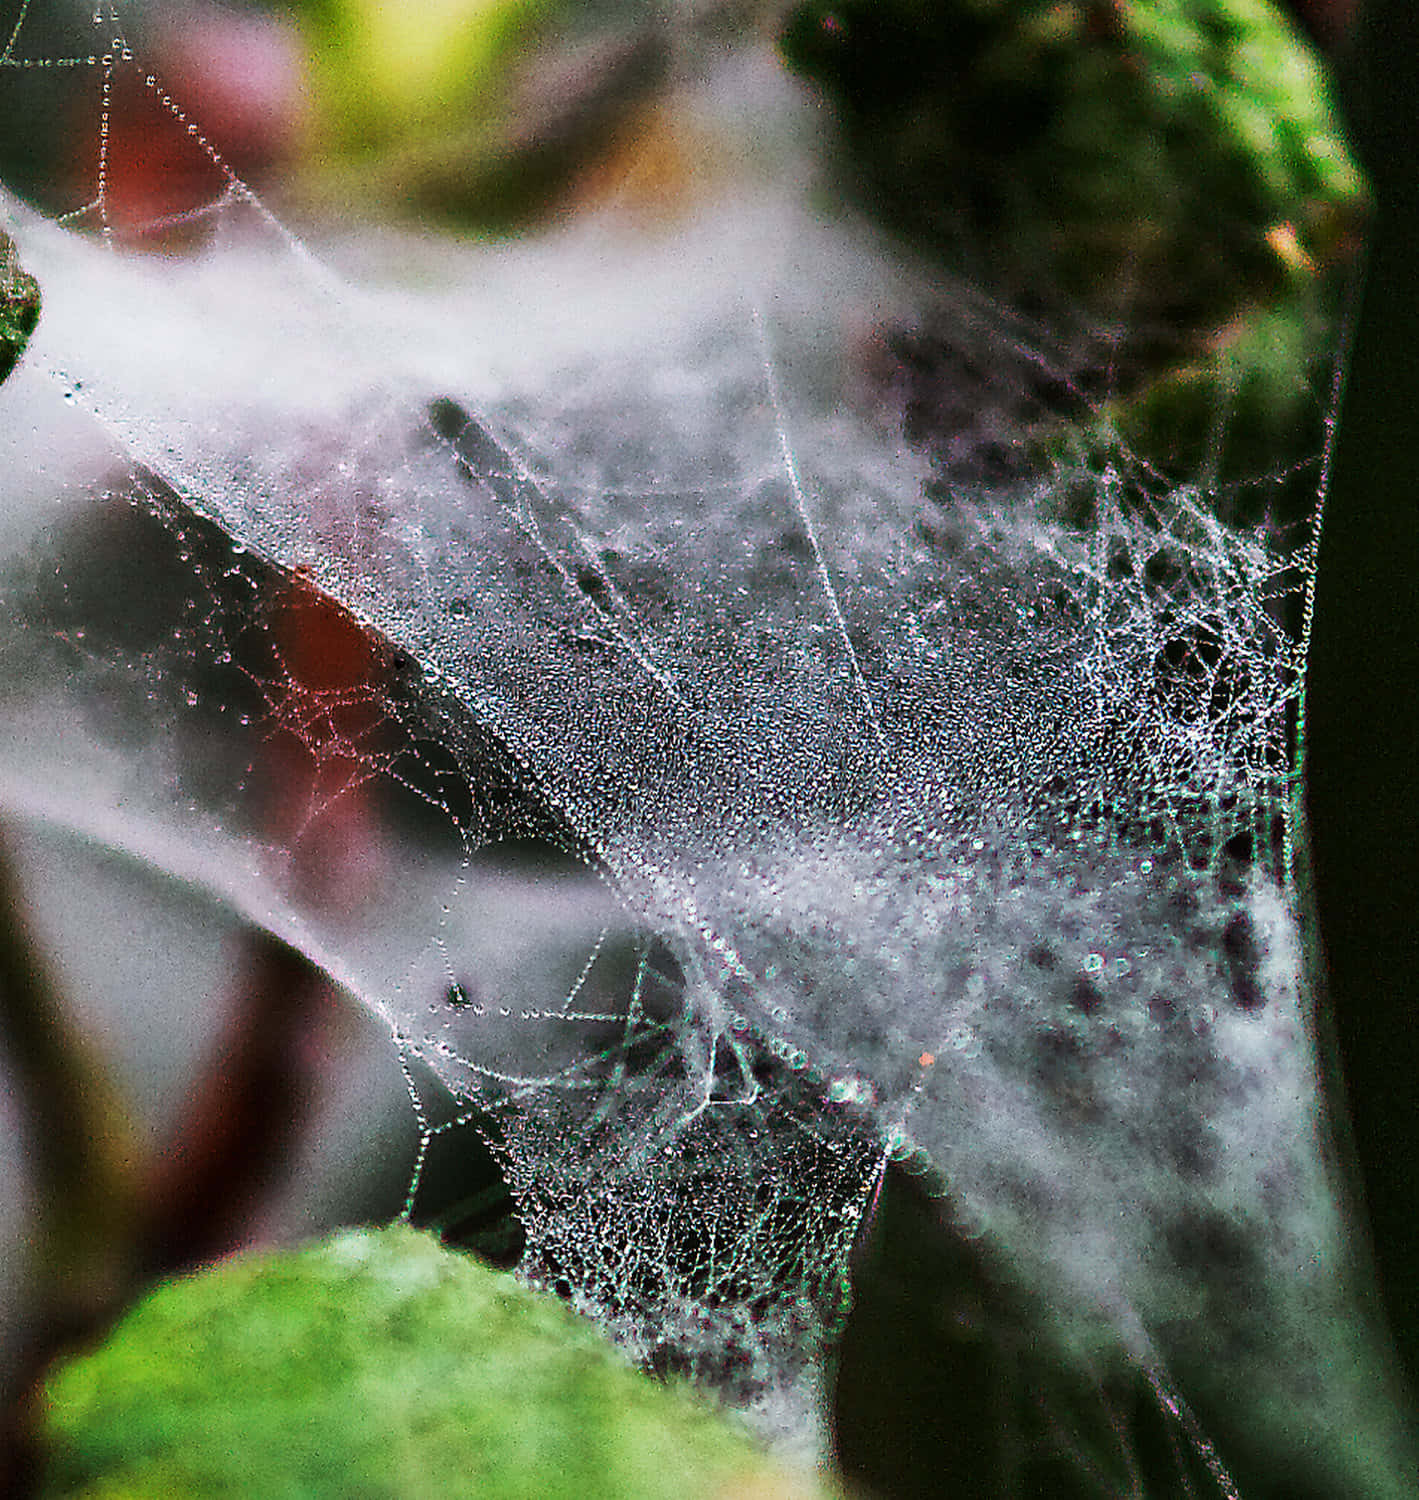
0,1 -> 1411,1494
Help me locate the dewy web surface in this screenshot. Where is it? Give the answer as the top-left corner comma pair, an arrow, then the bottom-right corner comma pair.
0,1 -> 1410,1494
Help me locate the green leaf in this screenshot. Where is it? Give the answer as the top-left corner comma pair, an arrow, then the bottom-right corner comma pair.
0,228 -> 40,384
40,1225 -> 830,1500
780,0 -> 1365,365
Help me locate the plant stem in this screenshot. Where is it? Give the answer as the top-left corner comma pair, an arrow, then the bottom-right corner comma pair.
0,831 -> 141,1493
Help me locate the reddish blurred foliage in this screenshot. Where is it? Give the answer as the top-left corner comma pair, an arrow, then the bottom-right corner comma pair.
138,577 -> 389,1275
88,3 -> 306,239
137,936 -> 341,1273
263,575 -> 389,912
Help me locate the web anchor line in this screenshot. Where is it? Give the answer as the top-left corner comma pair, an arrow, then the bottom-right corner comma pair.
751,298 -> 891,766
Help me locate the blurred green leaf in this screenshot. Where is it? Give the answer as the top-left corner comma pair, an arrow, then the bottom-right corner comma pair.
40,1225 -> 831,1500
0,229 -> 40,384
297,0 -> 552,155
780,0 -> 1363,328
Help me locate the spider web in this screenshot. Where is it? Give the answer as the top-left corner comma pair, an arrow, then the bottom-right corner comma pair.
0,1 -> 1412,1493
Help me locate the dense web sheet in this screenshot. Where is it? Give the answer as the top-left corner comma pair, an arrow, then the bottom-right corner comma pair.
0,1 -> 1412,1493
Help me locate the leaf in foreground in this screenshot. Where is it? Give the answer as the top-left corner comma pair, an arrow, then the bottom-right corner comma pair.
40,1225 -> 828,1500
